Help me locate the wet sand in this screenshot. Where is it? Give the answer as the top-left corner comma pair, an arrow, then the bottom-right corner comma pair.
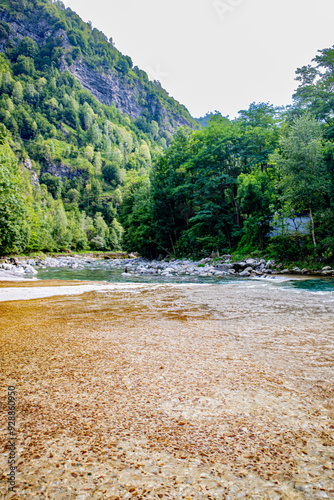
0,282 -> 333,499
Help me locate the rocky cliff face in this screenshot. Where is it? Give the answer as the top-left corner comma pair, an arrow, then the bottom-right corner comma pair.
0,10 -> 195,134
0,10 -> 52,46
64,59 -> 192,133
40,161 -> 88,181
64,59 -> 143,118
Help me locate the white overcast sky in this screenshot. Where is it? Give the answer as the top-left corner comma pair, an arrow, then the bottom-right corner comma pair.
62,0 -> 334,119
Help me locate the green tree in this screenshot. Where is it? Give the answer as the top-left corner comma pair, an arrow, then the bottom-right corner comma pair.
25,83 -> 39,105
0,126 -> 28,253
102,162 -> 122,185
237,169 -> 277,251
17,37 -> 39,59
2,71 -> 13,93
52,200 -> 70,249
41,173 -> 62,199
13,55 -> 35,76
273,115 -> 330,248
12,81 -> 23,104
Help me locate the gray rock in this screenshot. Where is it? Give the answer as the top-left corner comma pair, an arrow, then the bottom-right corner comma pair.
245,258 -> 257,266
214,271 -> 226,277
321,270 -> 332,276
231,261 -> 248,271
2,263 -> 13,271
215,263 -> 232,272
24,265 -> 38,275
322,266 -> 332,271
239,269 -> 251,277
266,260 -> 275,268
164,267 -> 175,274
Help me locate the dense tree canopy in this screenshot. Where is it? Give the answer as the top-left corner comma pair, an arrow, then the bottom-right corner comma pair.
0,0 -> 334,265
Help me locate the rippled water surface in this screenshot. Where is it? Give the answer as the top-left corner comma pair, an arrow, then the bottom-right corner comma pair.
36,261 -> 334,293
2,260 -> 334,498
36,263 -> 237,285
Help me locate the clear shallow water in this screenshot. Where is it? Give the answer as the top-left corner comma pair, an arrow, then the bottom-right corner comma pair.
36,264 -> 236,285
36,261 -> 334,294
282,277 -> 334,293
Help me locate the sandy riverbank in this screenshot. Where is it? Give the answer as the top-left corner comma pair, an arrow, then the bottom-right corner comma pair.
0,281 -> 333,499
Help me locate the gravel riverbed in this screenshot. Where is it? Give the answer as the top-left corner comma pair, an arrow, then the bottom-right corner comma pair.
1,254 -> 333,282
0,280 -> 333,499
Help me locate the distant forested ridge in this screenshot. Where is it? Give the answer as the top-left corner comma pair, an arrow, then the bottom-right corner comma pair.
0,0 -> 334,264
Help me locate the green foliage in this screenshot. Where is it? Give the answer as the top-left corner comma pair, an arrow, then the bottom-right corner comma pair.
40,172 -> 62,199
130,113 -> 280,257
0,0 -> 333,264
236,169 -> 277,252
266,234 -> 314,262
273,115 -> 330,248
0,129 -> 28,254
120,175 -> 154,256
102,162 -> 122,185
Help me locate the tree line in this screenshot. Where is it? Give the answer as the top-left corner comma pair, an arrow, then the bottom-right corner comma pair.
0,0 -> 334,263
120,43 -> 334,264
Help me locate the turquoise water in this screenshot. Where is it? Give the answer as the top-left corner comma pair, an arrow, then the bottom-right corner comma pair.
36,264 -> 235,285
282,277 -> 334,293
36,262 -> 334,293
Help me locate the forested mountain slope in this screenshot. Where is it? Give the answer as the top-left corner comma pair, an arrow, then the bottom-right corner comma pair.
0,0 -> 197,255
0,0 -> 196,132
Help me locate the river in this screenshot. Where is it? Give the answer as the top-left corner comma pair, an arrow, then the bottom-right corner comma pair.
0,265 -> 333,499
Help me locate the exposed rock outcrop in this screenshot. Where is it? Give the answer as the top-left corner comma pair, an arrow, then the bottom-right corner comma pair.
0,10 -> 52,45
0,10 -> 195,134
23,158 -> 40,188
41,162 -> 88,181
67,59 -> 145,118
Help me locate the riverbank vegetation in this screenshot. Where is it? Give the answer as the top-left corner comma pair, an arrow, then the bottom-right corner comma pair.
0,0 -> 334,265
121,107 -> 334,264
121,46 -> 334,263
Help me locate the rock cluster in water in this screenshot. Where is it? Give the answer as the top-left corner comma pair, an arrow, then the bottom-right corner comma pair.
0,256 -> 88,279
0,257 -> 38,278
110,256 -> 334,278
115,256 -> 270,278
1,254 -> 334,280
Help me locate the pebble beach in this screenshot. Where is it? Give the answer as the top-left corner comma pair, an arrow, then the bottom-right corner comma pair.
0,277 -> 333,499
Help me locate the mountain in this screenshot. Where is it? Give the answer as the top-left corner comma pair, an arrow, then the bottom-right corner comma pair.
195,111 -> 226,128
0,0 -> 199,255
0,0 -> 197,134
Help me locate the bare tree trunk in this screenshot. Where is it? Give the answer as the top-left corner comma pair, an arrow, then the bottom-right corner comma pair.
309,206 -> 316,248
169,235 -> 176,255
229,187 -> 240,226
